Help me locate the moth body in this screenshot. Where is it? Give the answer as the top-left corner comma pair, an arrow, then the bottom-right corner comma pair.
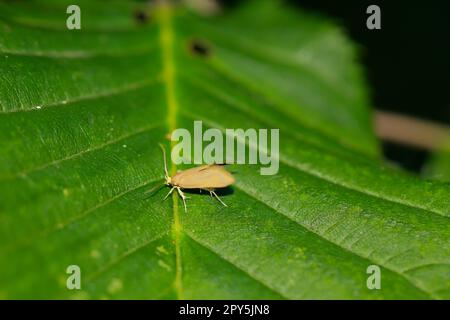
151,144 -> 234,212
171,165 -> 235,189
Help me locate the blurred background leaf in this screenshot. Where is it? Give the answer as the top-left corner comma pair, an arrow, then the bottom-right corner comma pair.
424,141 -> 450,182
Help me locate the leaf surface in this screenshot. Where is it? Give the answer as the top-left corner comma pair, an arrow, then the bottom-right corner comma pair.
0,0 -> 449,299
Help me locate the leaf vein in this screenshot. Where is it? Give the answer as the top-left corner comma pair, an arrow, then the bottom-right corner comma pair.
0,78 -> 158,114
184,232 -> 287,299
235,184 -> 438,299
85,231 -> 171,283
0,123 -> 163,181
180,110 -> 448,218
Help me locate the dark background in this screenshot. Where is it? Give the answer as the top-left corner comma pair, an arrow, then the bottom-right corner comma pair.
223,0 -> 450,172
295,0 -> 450,172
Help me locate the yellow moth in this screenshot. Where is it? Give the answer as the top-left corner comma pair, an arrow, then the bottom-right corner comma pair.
148,144 -> 235,212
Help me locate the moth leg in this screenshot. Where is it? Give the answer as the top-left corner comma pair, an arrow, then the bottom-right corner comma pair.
163,186 -> 175,200
204,188 -> 213,197
210,190 -> 228,207
177,187 -> 188,212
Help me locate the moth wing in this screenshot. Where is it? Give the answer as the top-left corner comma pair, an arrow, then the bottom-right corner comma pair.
172,165 -> 235,189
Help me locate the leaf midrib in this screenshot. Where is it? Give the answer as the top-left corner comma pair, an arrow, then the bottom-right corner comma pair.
157,5 -> 184,300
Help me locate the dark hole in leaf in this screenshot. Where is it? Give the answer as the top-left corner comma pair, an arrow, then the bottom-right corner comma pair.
189,39 -> 211,57
133,10 -> 150,25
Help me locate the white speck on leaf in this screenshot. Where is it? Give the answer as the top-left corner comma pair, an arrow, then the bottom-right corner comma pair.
90,249 -> 100,259
158,260 -> 172,272
107,278 -> 123,294
156,245 -> 169,255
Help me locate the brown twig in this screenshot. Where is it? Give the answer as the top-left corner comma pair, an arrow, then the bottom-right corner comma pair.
374,110 -> 450,151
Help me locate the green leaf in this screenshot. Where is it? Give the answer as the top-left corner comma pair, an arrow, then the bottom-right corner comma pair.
423,142 -> 450,182
0,0 -> 449,299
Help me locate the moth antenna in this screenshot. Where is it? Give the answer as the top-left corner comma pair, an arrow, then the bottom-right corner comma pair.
158,143 -> 170,180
